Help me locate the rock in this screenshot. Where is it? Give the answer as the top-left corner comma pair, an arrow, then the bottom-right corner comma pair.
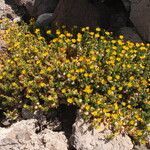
21,108 -> 34,119
13,16 -> 22,22
0,119 -> 68,150
52,0 -> 110,29
39,129 -> 68,150
35,13 -> 54,29
130,0 -> 150,42
0,0 -> 18,20
117,27 -> 143,42
70,116 -> 133,150
121,0 -> 131,13
14,0 -> 59,17
133,144 -> 149,150
109,13 -> 128,31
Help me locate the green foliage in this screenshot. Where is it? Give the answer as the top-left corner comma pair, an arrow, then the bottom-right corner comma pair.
0,19 -> 150,144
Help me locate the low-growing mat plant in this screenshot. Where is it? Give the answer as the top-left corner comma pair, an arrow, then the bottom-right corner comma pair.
0,19 -> 150,144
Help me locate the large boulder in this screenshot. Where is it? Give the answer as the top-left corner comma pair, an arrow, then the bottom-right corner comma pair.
52,0 -> 110,29
0,119 -> 68,150
130,0 -> 150,42
70,116 -> 133,150
14,0 -> 59,17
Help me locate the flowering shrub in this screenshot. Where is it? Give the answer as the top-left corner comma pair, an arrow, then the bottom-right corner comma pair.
0,19 -> 149,143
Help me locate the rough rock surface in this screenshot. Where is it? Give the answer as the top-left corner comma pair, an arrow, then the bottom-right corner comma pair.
14,0 -> 59,17
0,0 -> 18,19
0,119 -> 68,150
130,0 -> 150,42
70,117 -> 133,150
118,27 -> 143,42
52,0 -> 110,29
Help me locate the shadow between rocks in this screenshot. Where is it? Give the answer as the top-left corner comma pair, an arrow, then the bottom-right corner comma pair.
58,104 -> 77,150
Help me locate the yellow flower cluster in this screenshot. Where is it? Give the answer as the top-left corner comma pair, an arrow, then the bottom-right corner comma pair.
0,19 -> 149,144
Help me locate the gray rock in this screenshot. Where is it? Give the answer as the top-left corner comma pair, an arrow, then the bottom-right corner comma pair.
130,0 -> 150,42
0,119 -> 68,150
121,0 -> 131,12
21,108 -> 34,119
133,145 -> 149,150
0,0 -> 18,19
118,27 -> 143,42
39,129 -> 68,150
14,0 -> 59,17
35,13 -> 53,28
70,116 -> 133,150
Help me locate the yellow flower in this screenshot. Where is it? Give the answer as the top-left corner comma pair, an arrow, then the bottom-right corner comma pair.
96,27 -> 101,32
105,31 -> 110,36
129,76 -> 134,81
111,86 -> 116,91
122,102 -> 126,106
105,113 -> 111,117
118,40 -> 123,45
123,46 -> 129,51
86,26 -> 90,30
66,33 -> 72,37
111,40 -> 116,44
85,105 -> 90,110
114,103 -> 119,110
56,30 -> 61,35
127,82 -> 132,87
79,68 -> 85,73
77,38 -> 82,42
118,94 -> 122,99
112,114 -> 118,119
39,82 -> 46,87
81,28 -> 86,32
84,73 -> 89,77
38,36 -> 44,40
92,111 -> 98,116
61,89 -> 66,94
0,75 -> 3,79
35,28 -> 40,34
77,33 -> 82,38
107,76 -> 113,82
12,82 -> 18,87
67,98 -> 73,103
107,90 -> 114,95
46,30 -> 51,34
101,79 -> 106,84
40,69 -> 45,74
95,33 -> 100,38
90,32 -> 94,36
127,64 -> 131,68
70,76 -> 76,81
67,73 -> 71,78
59,34 -> 65,38
97,100 -> 102,105
127,105 -> 132,109
21,70 -> 26,74
83,85 -> 93,94
137,130 -> 143,136
72,39 -> 76,43
119,35 -> 124,39
115,75 -> 120,80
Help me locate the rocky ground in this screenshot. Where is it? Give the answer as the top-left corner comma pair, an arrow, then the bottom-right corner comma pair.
0,110 -> 149,150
